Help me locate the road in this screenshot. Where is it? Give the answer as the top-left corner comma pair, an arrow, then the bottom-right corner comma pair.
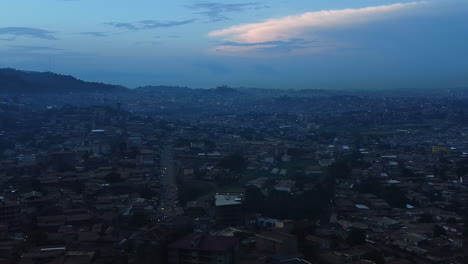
157,142 -> 179,221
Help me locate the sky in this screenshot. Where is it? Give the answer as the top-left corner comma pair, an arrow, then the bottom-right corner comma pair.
0,0 -> 467,89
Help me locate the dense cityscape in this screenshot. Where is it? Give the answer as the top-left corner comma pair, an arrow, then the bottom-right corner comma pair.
1,0 -> 468,262
0,69 -> 467,264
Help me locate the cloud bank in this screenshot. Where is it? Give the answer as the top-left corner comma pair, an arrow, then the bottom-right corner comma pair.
80,32 -> 108,37
186,2 -> 268,22
106,19 -> 196,31
208,2 -> 426,54
0,27 -> 57,40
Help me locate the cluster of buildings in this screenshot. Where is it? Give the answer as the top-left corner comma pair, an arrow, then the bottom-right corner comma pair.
0,91 -> 467,264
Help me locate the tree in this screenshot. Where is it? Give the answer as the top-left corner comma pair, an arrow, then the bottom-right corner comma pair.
401,167 -> 415,177
245,186 -> 265,213
178,182 -> 212,203
447,217 -> 457,224
139,187 -> 156,199
445,200 -> 462,214
129,213 -> 149,228
364,250 -> 385,264
31,178 -> 43,193
70,181 -> 85,194
382,186 -> 410,208
57,161 -> 75,172
29,230 -> 48,246
328,160 -> 351,179
433,225 -> 446,237
434,166 -> 447,180
346,228 -> 366,246
258,188 -> 331,220
356,179 -> 409,208
418,213 -> 434,223
219,154 -> 246,172
105,172 -> 123,183
455,159 -> 468,177
119,142 -> 127,154
464,199 -> 468,237
204,139 -> 216,150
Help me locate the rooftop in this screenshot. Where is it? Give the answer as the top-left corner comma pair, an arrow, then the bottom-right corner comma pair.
215,194 -> 243,206
168,233 -> 238,251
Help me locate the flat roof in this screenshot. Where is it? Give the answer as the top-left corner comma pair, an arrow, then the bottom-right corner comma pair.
169,233 -> 238,251
215,194 -> 242,206
355,204 -> 369,210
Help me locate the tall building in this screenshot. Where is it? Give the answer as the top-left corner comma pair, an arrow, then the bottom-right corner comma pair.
0,198 -> 21,225
168,232 -> 238,264
256,231 -> 298,256
215,193 -> 244,227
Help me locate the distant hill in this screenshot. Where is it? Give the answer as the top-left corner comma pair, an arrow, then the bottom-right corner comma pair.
206,85 -> 240,95
0,68 -> 128,93
136,85 -> 192,93
136,85 -> 243,97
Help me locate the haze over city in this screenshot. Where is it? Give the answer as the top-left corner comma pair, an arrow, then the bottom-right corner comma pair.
2,0 -> 468,263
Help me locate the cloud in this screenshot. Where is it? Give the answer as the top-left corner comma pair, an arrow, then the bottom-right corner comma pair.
106,19 -> 196,31
186,2 -> 268,22
217,38 -> 311,47
138,19 -> 196,29
194,60 -> 232,75
133,40 -> 161,47
208,2 -> 425,54
80,31 -> 108,37
0,27 -> 57,40
8,45 -> 62,52
105,22 -> 139,31
213,38 -> 327,54
155,35 -> 181,39
1,45 -> 92,60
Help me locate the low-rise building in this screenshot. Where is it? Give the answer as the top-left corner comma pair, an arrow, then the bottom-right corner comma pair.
168,233 -> 239,264
255,231 -> 298,256
215,193 -> 244,227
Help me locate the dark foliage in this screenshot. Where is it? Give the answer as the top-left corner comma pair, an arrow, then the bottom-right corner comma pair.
346,228 -> 366,246
129,213 -> 150,228
418,213 -> 434,223
29,230 -> 48,246
328,160 -> 351,179
219,154 -> 246,172
356,178 -> 410,208
245,186 -> 333,220
433,224 -> 446,237
0,68 -> 127,93
139,187 -> 156,199
105,172 -> 123,183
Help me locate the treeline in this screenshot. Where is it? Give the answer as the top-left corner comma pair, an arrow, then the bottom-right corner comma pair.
244,172 -> 335,220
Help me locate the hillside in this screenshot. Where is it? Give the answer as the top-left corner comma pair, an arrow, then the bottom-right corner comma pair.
0,68 -> 127,93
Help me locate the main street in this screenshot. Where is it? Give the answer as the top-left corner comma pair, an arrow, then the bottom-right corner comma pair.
157,142 -> 179,220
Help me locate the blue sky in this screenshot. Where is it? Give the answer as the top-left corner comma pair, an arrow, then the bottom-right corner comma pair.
0,0 -> 467,89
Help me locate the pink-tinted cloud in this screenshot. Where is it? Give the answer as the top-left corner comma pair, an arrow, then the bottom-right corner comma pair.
213,44 -> 276,56
208,2 -> 426,54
